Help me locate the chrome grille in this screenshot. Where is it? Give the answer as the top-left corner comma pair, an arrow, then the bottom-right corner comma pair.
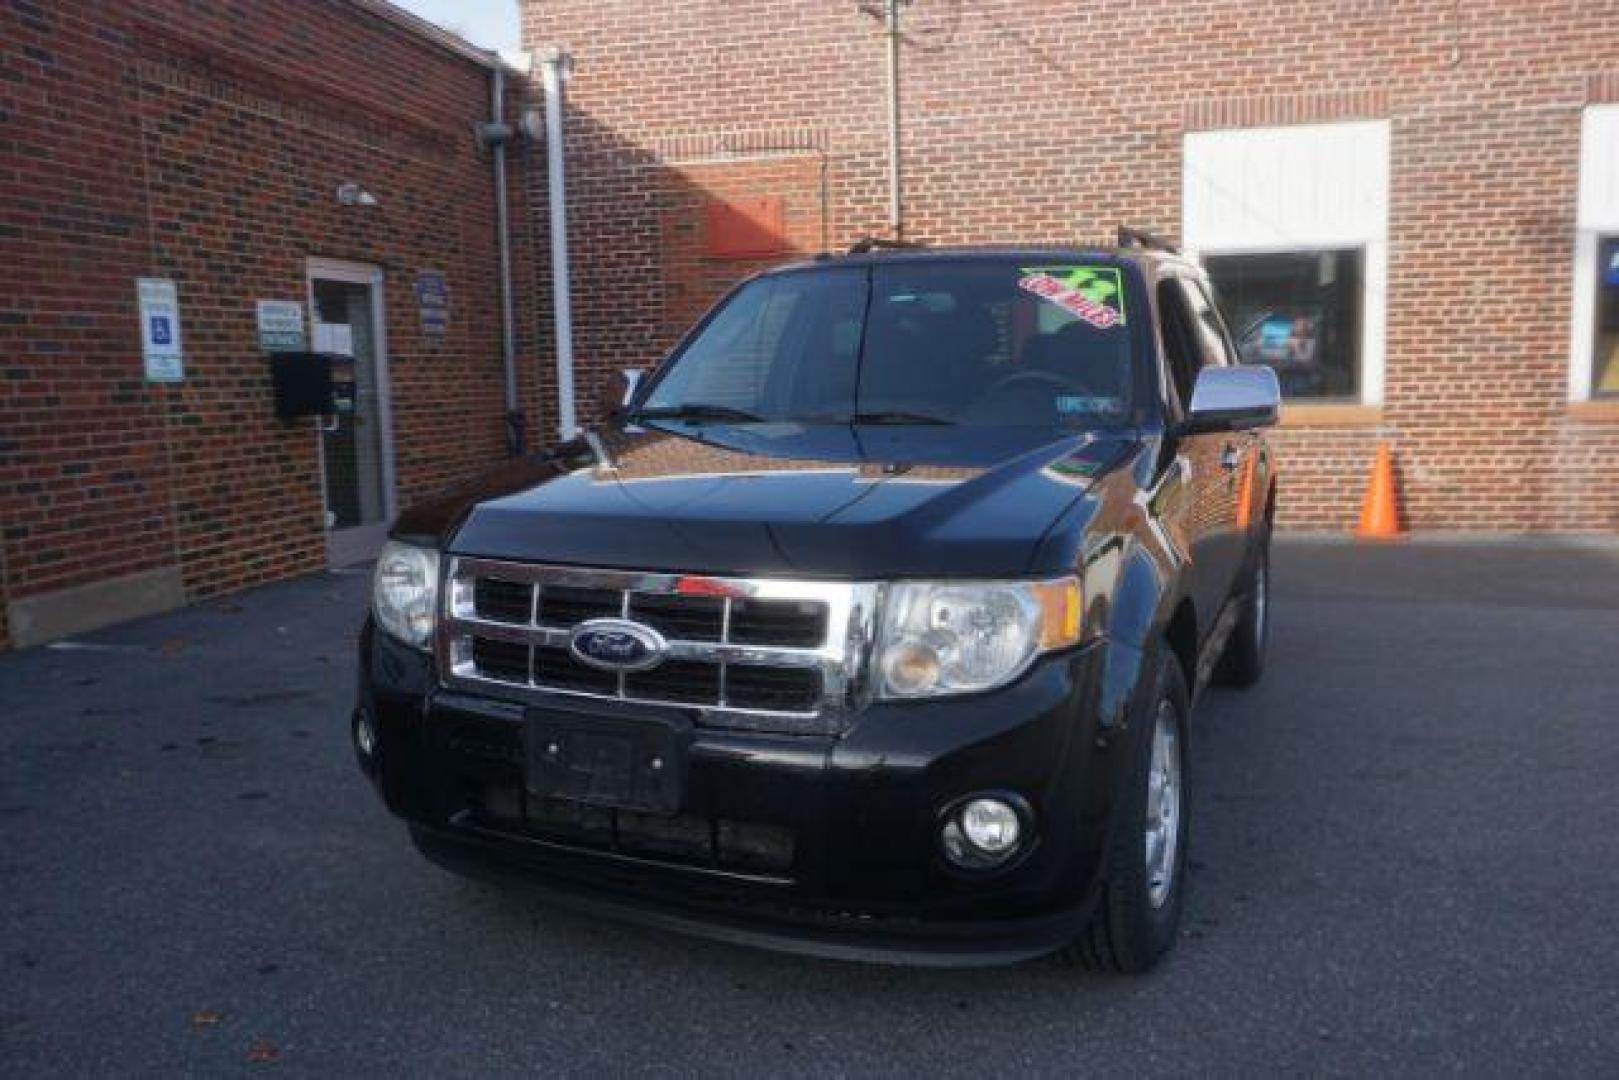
440,558 -> 880,735
729,598 -> 829,647
472,577 -> 532,624
537,585 -> 619,628
469,637 -> 529,683
627,592 -> 724,642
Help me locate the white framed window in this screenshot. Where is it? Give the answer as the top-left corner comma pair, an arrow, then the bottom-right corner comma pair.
1182,120 -> 1391,405
1570,105 -> 1619,401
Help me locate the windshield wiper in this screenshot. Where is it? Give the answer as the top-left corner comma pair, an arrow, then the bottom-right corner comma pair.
810,410 -> 957,426
633,403 -> 765,424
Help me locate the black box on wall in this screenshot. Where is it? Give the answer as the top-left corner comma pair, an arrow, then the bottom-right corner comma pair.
269,352 -> 337,422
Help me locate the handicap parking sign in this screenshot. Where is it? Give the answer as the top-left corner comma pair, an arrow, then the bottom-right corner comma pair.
137,278 -> 185,382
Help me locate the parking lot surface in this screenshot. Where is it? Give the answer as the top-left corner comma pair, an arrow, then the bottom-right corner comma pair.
3,540 -> 1618,1075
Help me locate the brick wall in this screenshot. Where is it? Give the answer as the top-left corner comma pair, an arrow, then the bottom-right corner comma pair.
657,148 -> 828,339
520,0 -> 1619,533
1,0 -> 537,648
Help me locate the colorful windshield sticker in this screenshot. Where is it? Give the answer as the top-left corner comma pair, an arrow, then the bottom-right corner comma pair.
1018,266 -> 1126,329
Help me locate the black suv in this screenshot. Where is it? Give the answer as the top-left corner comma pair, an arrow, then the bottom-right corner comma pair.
355,240 -> 1280,971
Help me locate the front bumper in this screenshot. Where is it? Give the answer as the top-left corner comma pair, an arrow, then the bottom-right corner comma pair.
357,621 -> 1143,964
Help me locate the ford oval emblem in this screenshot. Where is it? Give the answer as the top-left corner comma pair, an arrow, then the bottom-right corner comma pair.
568,618 -> 667,673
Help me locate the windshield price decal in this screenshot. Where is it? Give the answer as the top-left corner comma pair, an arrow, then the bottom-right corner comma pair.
1018,266 -> 1126,328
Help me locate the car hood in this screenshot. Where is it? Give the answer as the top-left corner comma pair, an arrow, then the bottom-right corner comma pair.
405,422 -> 1137,579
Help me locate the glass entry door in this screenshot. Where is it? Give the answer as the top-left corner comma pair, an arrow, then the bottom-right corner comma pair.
307,260 -> 395,567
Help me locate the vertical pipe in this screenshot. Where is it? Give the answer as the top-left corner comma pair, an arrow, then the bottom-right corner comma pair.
884,0 -> 903,240
541,48 -> 578,440
490,66 -> 523,454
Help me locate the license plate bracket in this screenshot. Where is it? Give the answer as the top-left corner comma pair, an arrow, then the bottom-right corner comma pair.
525,706 -> 691,815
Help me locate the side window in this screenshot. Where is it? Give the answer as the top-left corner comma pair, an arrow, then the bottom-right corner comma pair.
1179,279 -> 1234,369
1186,280 -> 1238,367
1156,279 -> 1202,413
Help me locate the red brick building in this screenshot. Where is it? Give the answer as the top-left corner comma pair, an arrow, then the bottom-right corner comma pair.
5,1 -> 1618,650
1,0 -> 537,648
519,0 -> 1619,533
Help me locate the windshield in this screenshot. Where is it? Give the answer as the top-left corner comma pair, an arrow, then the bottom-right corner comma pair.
639,260 -> 1139,428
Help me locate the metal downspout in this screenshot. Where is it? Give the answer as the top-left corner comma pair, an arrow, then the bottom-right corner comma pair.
540,48 -> 577,439
883,0 -> 906,240
489,66 -> 524,455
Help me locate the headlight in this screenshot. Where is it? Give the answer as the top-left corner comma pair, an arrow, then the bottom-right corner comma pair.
875,577 -> 1081,699
372,541 -> 440,649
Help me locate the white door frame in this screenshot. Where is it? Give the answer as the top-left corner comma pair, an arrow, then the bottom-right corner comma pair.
1182,120 -> 1392,406
305,257 -> 398,567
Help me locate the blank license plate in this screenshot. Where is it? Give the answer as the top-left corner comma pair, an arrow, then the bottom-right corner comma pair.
526,709 -> 689,815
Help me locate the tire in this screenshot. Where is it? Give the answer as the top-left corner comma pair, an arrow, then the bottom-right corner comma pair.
1059,652 -> 1190,974
1213,531 -> 1270,689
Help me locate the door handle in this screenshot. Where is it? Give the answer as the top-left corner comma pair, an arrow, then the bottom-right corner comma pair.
1220,444 -> 1241,471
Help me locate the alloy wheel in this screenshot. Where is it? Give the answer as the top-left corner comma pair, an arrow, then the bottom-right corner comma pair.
1143,700 -> 1183,910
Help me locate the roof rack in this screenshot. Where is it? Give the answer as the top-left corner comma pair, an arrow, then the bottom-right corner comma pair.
1116,226 -> 1180,254
847,236 -> 926,255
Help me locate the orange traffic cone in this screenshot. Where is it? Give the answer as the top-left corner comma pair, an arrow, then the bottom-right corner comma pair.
1355,441 -> 1403,539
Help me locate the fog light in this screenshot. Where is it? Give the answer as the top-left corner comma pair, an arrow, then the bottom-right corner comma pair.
941,794 -> 1028,870
961,798 -> 1020,853
353,710 -> 377,759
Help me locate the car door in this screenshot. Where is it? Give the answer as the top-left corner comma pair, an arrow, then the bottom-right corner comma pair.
1178,276 -> 1252,620
1186,275 -> 1267,545
1154,275 -> 1243,644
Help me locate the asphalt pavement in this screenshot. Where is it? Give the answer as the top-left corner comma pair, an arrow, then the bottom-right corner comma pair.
3,539 -> 1618,1075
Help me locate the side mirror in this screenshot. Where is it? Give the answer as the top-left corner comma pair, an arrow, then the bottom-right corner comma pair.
1182,365 -> 1280,433
596,368 -> 645,421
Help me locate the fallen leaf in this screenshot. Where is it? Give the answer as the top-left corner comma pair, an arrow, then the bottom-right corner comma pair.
159,637 -> 190,657
247,1037 -> 280,1063
190,1010 -> 223,1028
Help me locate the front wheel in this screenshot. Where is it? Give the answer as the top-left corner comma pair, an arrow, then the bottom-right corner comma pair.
1060,652 -> 1190,973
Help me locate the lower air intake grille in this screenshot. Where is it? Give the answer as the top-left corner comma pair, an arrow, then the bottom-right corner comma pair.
470,781 -> 797,877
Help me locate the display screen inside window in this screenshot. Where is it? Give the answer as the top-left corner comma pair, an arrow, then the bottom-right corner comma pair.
1203,249 -> 1364,399
1594,238 -> 1619,397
